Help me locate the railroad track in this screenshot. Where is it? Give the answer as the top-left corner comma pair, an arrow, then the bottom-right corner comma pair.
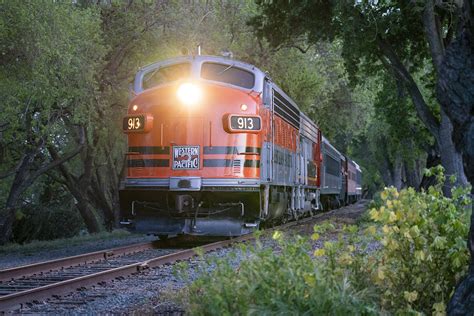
0,235 -> 251,311
0,208 -> 355,312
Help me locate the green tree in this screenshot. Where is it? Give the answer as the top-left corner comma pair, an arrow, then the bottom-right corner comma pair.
250,0 -> 468,194
0,1 -> 106,242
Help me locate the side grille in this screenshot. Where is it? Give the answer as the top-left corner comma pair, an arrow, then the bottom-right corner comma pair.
232,159 -> 242,174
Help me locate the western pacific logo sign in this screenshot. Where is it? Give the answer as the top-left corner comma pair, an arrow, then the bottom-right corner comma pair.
172,146 -> 200,170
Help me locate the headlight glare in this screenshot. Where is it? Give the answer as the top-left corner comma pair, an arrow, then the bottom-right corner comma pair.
177,83 -> 202,106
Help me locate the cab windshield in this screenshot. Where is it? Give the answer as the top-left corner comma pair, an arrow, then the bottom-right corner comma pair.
200,62 -> 255,89
142,63 -> 190,90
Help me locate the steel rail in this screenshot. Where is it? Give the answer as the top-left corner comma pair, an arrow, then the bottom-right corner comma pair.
0,234 -> 254,311
0,215 -> 322,312
0,242 -> 156,282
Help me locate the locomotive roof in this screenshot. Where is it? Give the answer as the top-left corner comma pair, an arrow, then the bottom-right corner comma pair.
134,56 -> 301,114
138,55 -> 264,76
134,55 -> 267,94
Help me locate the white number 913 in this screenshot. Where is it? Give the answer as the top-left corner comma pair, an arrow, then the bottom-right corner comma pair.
237,117 -> 254,129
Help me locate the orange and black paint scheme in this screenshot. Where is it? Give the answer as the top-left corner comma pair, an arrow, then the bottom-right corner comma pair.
119,56 -> 361,237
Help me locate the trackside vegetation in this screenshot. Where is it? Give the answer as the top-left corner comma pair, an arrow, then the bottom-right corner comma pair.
178,168 -> 471,315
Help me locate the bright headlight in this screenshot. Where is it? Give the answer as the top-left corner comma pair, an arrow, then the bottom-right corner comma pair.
177,83 -> 202,106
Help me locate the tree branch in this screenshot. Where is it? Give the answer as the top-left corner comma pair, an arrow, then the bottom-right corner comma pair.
0,170 -> 16,180
423,0 -> 445,74
376,36 -> 441,139
34,126 -> 86,182
288,44 -> 311,53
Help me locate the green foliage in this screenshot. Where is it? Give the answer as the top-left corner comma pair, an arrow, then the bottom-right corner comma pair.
180,167 -> 470,314
179,235 -> 378,315
0,1 -> 105,137
365,167 -> 471,312
0,1 -> 107,238
250,0 -> 454,192
13,205 -> 83,243
11,180 -> 84,243
250,1 -> 429,86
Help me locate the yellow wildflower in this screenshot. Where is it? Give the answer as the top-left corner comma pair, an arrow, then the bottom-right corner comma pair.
303,274 -> 316,286
415,250 -> 425,261
366,225 -> 377,236
338,253 -> 353,265
376,267 -> 385,280
388,211 -> 397,223
403,291 -> 418,303
272,230 -> 282,240
314,248 -> 326,257
311,233 -> 320,241
369,208 -> 380,221
432,302 -> 446,316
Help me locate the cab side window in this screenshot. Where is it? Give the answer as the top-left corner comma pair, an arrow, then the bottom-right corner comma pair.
263,78 -> 272,108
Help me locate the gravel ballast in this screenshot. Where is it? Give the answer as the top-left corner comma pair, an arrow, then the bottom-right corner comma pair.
11,200 -> 371,314
0,232 -> 156,270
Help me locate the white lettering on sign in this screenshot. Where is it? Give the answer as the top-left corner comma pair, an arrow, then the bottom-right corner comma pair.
172,146 -> 200,169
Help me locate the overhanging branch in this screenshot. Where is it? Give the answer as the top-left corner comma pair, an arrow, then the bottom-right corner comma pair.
31,126 -> 86,182
376,36 -> 441,139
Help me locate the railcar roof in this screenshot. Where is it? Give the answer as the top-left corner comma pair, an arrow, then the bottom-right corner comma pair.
322,136 -> 344,160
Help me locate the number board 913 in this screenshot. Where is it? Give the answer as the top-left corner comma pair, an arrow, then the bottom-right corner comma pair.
229,115 -> 261,132
123,115 -> 145,132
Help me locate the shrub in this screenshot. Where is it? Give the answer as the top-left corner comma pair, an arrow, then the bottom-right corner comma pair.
12,201 -> 84,243
178,166 -> 470,315
363,166 -> 471,313
178,233 -> 378,315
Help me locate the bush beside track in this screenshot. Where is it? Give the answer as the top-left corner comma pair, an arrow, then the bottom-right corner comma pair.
178,168 -> 471,315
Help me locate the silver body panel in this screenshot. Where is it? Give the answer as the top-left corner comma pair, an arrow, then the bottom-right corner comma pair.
122,177 -> 261,189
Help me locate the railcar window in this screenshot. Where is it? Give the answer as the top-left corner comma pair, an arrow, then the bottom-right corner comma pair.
325,155 -> 340,176
143,63 -> 190,90
201,62 -> 255,89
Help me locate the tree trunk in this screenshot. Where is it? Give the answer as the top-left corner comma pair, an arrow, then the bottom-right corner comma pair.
404,160 -> 422,190
75,194 -> 101,234
0,160 -> 32,244
392,154 -> 403,191
47,137 -> 102,234
379,154 -> 394,187
435,5 -> 474,312
376,37 -> 469,190
437,109 -> 470,195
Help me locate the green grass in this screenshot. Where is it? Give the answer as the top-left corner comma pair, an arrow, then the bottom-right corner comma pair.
0,229 -> 136,255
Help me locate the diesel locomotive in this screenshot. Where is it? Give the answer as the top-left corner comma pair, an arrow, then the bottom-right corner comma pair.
119,55 -> 362,237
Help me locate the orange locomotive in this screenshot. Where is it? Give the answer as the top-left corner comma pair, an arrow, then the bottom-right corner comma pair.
119,55 -> 358,237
